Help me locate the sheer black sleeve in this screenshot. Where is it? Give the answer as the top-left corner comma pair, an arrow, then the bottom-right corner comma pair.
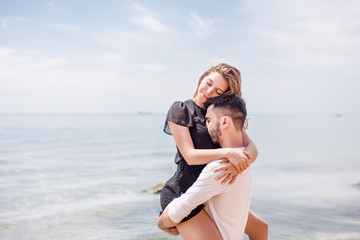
163,101 -> 194,135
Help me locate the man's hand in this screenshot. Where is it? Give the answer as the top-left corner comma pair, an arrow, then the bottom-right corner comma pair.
162,227 -> 179,236
157,207 -> 179,236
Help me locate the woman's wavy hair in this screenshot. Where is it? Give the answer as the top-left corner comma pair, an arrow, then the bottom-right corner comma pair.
193,63 -> 242,97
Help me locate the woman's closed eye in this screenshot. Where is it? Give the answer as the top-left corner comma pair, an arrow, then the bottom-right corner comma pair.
216,89 -> 224,95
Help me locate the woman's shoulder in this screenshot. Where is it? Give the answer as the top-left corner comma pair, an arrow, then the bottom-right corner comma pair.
169,99 -> 194,108
167,99 -> 195,116
164,99 -> 196,134
167,99 -> 197,114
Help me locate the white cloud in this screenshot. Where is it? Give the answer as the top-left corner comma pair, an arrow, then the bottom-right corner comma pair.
131,2 -> 154,16
204,57 -> 234,66
131,2 -> 168,32
0,47 -> 136,113
241,0 -> 360,75
31,57 -> 70,69
102,53 -> 125,62
0,47 -> 176,114
140,63 -> 168,71
91,30 -> 150,50
46,2 -> 54,7
0,47 -> 71,76
188,12 -> 223,38
0,47 -> 17,58
133,15 -> 167,32
1,0 -> 359,114
47,23 -> 78,32
46,1 -> 62,12
0,17 -> 27,30
1,21 -> 7,30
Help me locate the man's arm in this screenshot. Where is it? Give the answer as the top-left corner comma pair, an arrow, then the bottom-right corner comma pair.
157,206 -> 179,236
166,160 -> 231,223
157,160 -> 229,234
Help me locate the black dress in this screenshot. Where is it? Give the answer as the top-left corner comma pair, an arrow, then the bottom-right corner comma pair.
160,99 -> 220,222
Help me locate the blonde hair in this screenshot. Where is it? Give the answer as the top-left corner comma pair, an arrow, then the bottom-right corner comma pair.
193,63 -> 242,97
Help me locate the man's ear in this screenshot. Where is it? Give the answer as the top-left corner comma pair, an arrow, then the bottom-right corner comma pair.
220,116 -> 230,129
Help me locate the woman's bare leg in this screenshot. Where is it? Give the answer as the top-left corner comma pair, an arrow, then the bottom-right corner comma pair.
176,209 -> 222,240
245,210 -> 268,240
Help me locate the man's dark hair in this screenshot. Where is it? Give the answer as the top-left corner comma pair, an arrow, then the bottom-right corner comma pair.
204,94 -> 247,130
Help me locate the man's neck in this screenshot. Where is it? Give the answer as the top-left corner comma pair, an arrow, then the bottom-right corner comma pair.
220,131 -> 244,148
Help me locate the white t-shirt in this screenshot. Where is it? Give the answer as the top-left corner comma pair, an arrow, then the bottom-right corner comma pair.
168,149 -> 252,240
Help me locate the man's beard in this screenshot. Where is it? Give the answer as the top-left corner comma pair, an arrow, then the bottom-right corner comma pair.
209,122 -> 221,144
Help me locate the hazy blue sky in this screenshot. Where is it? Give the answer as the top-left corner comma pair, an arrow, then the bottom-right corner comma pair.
1,0 -> 359,114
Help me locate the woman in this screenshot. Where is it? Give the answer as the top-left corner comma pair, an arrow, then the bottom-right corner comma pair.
160,63 -> 268,239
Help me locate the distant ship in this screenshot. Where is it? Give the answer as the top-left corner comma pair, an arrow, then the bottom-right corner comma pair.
138,111 -> 152,115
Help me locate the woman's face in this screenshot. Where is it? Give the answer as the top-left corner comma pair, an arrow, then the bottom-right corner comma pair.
194,72 -> 228,107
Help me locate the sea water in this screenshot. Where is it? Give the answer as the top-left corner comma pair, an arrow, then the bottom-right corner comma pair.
0,113 -> 359,240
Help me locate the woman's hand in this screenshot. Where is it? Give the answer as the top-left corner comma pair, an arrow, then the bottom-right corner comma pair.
215,150 -> 251,184
225,148 -> 251,173
214,161 -> 239,184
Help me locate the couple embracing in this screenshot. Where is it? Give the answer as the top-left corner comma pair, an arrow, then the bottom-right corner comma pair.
157,63 -> 268,240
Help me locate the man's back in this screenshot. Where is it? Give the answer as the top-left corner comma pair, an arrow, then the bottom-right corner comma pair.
204,160 -> 252,240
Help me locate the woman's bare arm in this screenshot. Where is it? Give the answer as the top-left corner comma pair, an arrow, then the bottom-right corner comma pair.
169,122 -> 248,171
242,130 -> 258,164
169,121 -> 228,165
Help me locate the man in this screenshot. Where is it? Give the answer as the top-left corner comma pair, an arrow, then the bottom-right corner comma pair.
158,94 -> 252,240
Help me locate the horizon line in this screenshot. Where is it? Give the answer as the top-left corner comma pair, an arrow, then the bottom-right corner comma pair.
0,112 -> 355,116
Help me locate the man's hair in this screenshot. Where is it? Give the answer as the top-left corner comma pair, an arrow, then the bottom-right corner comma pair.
204,94 -> 247,131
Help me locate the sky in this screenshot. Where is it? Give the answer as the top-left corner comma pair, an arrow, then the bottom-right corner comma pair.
0,0 -> 359,115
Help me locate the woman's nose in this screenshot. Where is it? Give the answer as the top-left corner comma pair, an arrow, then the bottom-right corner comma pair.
207,86 -> 215,95
207,86 -> 214,93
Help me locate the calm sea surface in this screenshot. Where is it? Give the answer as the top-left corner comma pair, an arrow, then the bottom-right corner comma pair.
0,113 -> 359,240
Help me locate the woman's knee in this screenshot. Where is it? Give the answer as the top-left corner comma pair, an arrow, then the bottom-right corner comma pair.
259,218 -> 268,236
246,212 -> 268,240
